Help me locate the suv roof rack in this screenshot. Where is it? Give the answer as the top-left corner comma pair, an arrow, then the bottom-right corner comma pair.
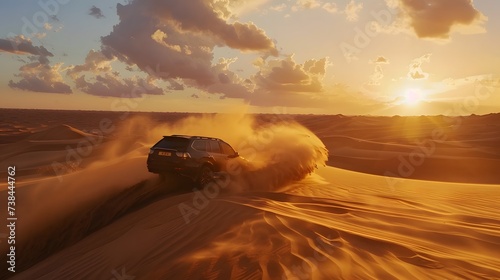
167,135 -> 220,141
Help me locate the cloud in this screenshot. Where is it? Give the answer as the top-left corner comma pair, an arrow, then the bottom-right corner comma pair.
203,57 -> 252,99
44,23 -> 53,31
0,36 -> 53,57
9,59 -> 72,94
408,53 -> 431,80
344,0 -> 363,22
291,1 -> 338,14
136,0 -> 277,54
101,11 -> 215,86
66,49 -> 114,78
368,56 -> 390,85
253,55 -> 328,93
67,49 -> 174,96
97,0 -> 275,99
4,36 -> 71,94
240,54 -> 344,108
292,0 -> 321,11
75,73 -> 163,97
373,56 -> 389,64
389,0 -> 486,39
34,33 -> 47,39
269,3 -> 287,12
291,0 -> 361,22
322,3 -> 338,14
368,65 -> 384,86
89,5 -> 105,19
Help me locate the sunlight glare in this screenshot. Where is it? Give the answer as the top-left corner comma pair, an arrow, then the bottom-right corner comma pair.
403,89 -> 423,106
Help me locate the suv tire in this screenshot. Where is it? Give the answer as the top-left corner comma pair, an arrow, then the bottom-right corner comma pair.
197,165 -> 214,188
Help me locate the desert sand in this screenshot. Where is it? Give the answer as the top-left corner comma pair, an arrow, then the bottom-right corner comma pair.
0,109 -> 499,279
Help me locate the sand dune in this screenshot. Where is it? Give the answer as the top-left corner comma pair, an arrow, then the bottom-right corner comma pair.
8,167 -> 500,280
26,125 -> 93,141
0,110 -> 499,279
295,115 -> 500,184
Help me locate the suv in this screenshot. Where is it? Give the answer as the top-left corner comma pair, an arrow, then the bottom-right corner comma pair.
147,135 -> 245,186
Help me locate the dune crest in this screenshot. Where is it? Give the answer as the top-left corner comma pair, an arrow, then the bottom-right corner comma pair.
27,124 -> 94,141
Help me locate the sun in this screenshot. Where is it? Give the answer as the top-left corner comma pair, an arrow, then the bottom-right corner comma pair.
403,88 -> 424,106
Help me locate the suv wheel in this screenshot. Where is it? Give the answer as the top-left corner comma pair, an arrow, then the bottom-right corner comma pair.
198,165 -> 214,187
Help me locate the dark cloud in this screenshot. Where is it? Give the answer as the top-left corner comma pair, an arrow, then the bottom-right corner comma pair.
9,61 -> 72,94
89,5 -> 104,19
204,58 -> 252,99
2,36 -> 70,94
166,79 -> 184,91
75,74 -> 163,97
67,49 -> 173,96
66,49 -> 113,78
0,37 -> 53,57
97,0 -> 274,99
137,0 -> 277,54
395,0 -> 486,39
218,73 -> 231,84
253,56 -> 328,93
101,3 -> 218,87
245,55 -> 339,108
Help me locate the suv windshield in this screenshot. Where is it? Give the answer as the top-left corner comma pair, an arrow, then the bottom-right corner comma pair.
154,137 -> 189,151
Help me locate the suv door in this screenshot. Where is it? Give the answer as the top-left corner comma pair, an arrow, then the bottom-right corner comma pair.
191,139 -> 213,165
207,140 -> 227,171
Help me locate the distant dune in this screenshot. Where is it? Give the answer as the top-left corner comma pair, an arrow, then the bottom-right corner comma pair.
0,109 -> 499,279
26,124 -> 93,141
295,114 -> 500,184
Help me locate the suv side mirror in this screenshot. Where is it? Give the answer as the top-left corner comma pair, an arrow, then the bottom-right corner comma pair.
228,152 -> 239,158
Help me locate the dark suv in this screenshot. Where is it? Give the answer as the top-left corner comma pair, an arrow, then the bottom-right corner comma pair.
147,135 -> 245,186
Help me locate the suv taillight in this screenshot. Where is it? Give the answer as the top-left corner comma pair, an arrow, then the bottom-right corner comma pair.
176,152 -> 190,159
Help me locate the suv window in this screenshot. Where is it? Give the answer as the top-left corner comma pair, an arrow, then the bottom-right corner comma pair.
208,140 -> 221,153
220,142 -> 235,155
192,140 -> 208,151
155,137 -> 189,150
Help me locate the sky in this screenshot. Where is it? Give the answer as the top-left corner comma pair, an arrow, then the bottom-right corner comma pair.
0,0 -> 499,115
